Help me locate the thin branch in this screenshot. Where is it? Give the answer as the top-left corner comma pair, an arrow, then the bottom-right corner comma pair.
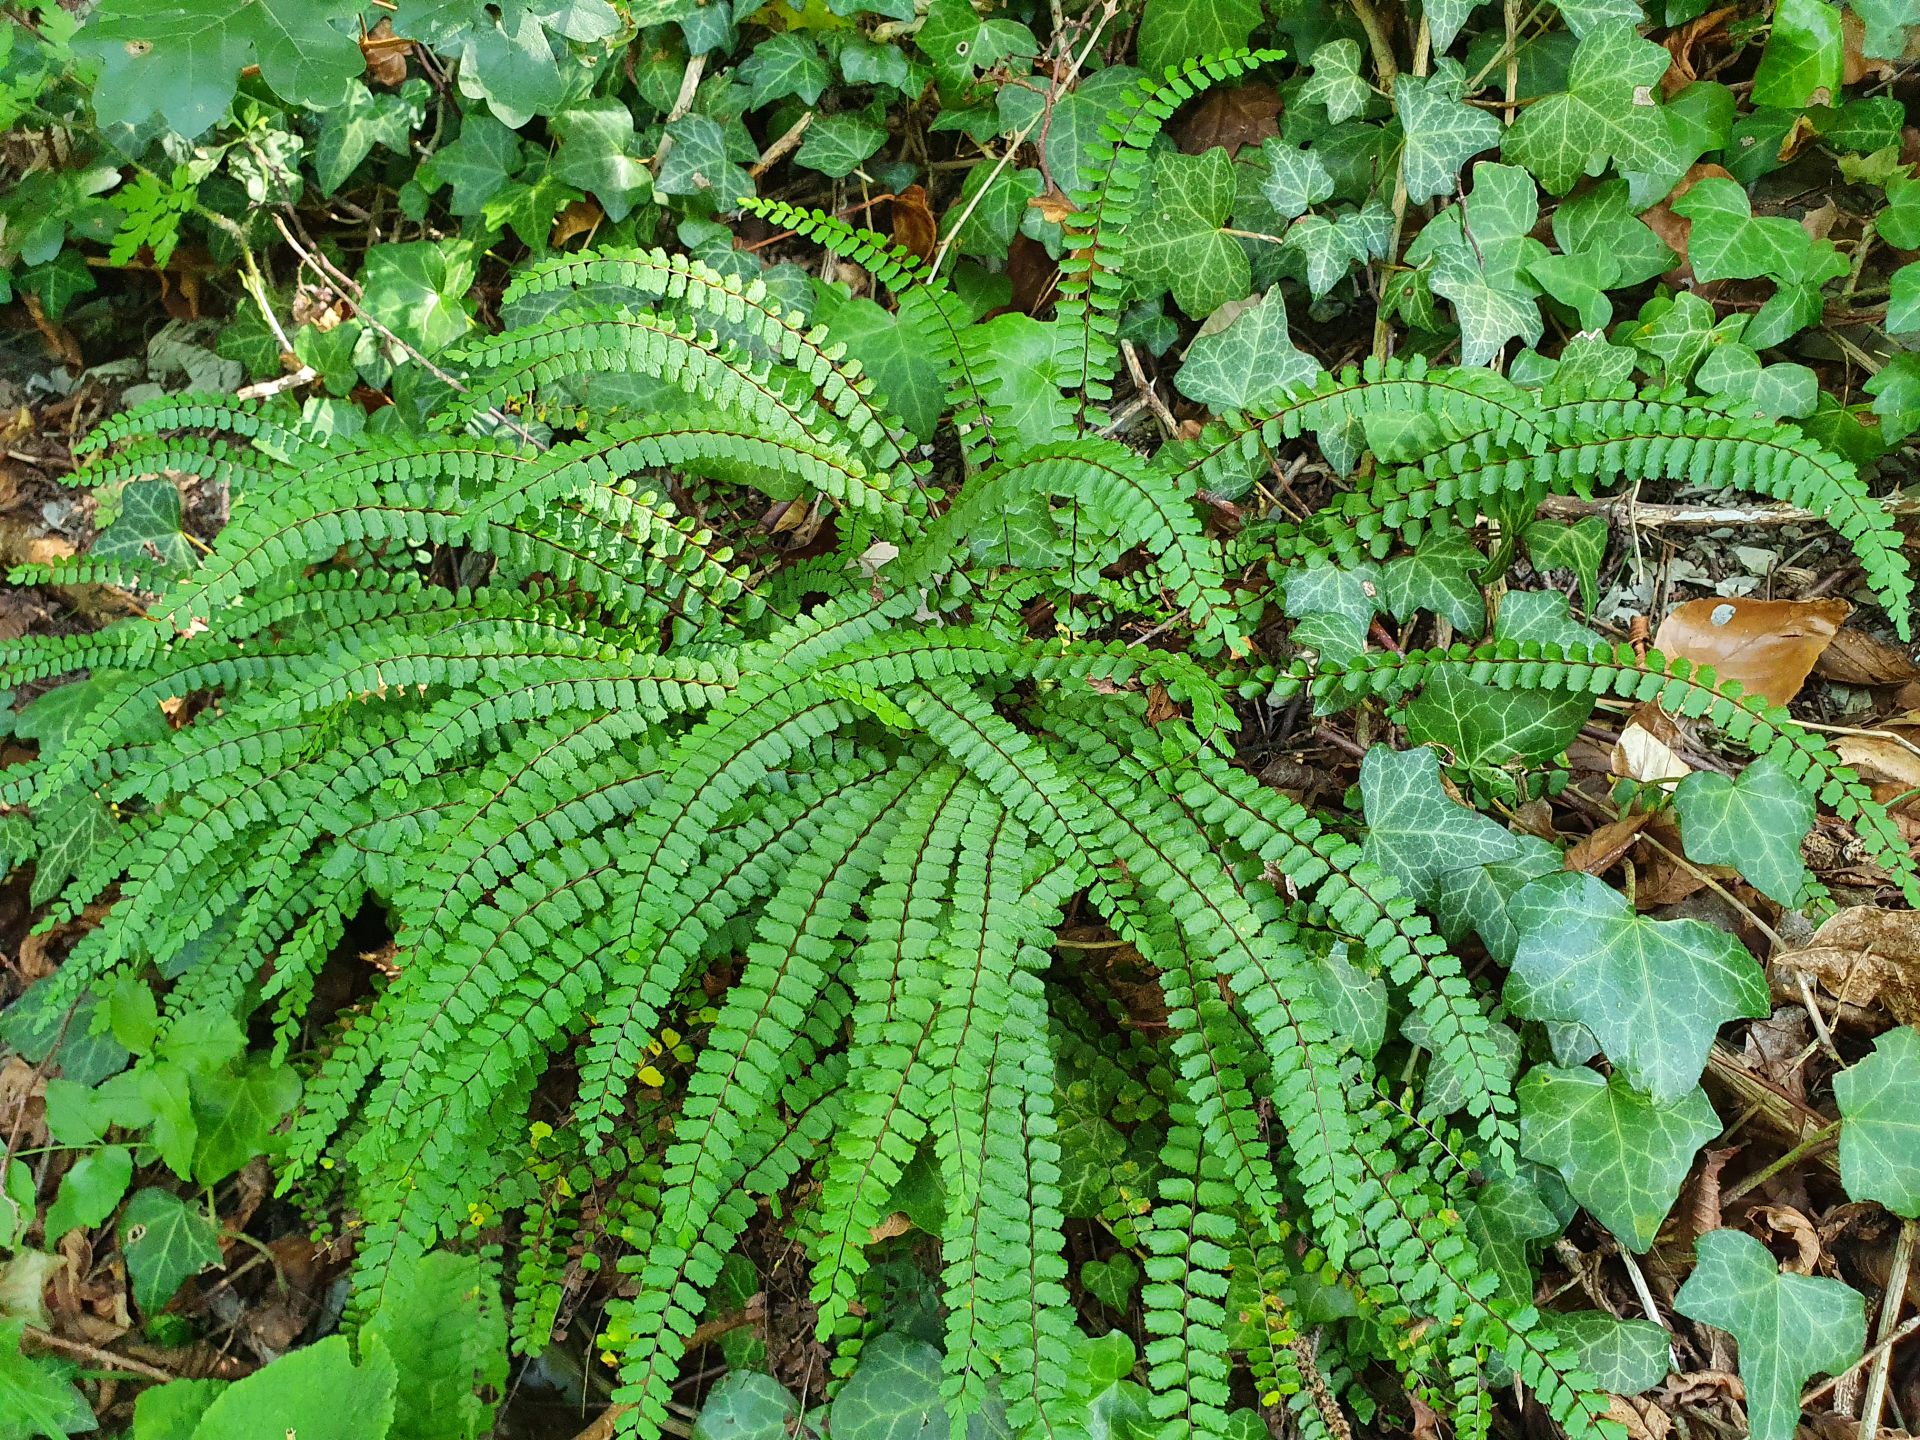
1859,1218 -> 1917,1440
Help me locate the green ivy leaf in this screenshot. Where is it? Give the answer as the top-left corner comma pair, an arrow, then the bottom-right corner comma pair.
794,109 -> 889,179
1298,40 -> 1371,125
1174,289 -> 1318,413
1502,21 -> 1676,194
189,1335 -> 396,1440
1380,527 -> 1487,634
1467,1170 -> 1564,1301
1674,1228 -> 1864,1440
1833,1025 -> 1920,1217
1129,147 -> 1253,319
189,1055 -> 301,1184
916,0 -> 1035,86
1137,0 -> 1262,75
1887,262 -> 1920,334
1548,1310 -> 1672,1394
313,79 -> 428,196
1282,207 -> 1388,298
693,1374 -> 798,1440
1753,0 -> 1844,107
656,114 -> 754,205
358,242 -> 476,356
1360,745 -> 1532,906
1314,941 -> 1388,1059
1080,1253 -> 1141,1311
1672,754 -> 1816,905
1671,177 -> 1811,282
93,479 -> 194,577
1394,60 -> 1502,205
43,1146 -> 133,1240
77,0 -> 364,138
1696,346 -> 1817,420
826,1332 -> 951,1440
943,164 -> 1042,258
130,1378 -> 226,1440
549,99 -> 653,222
415,115 -> 523,216
119,1188 -> 222,1315
0,1319 -> 94,1440
1868,352 -> 1920,443
1507,870 -> 1770,1101
814,292 -> 942,441
738,32 -> 830,108
1406,163 -> 1547,366
1256,142 -> 1335,221
1518,1064 -> 1720,1252
1522,516 -> 1607,611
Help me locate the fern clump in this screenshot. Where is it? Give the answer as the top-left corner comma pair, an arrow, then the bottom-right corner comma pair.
7,48 -> 1917,1440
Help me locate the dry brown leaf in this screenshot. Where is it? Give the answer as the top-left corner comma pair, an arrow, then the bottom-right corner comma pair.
360,18 -> 411,87
1661,5 -> 1736,96
867,1212 -> 912,1244
1607,1395 -> 1673,1440
1813,628 -> 1920,686
550,198 -> 604,249
22,293 -> 82,371
1614,704 -> 1694,788
1690,1146 -> 1737,1239
1652,596 -> 1850,707
1566,812 -> 1653,875
1775,906 -> 1920,1025
1753,1204 -> 1823,1273
1633,811 -> 1714,908
1833,732 -> 1920,790
891,184 -> 937,263
1176,82 -> 1280,156
1842,8 -> 1897,84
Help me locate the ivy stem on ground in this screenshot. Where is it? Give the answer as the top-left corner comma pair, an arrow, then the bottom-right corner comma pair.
1722,1119 -> 1843,1204
1858,1218 -> 1917,1440
1372,16 -> 1430,361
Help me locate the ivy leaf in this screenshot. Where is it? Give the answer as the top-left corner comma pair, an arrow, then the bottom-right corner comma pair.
1888,263 -> 1920,334
1425,0 -> 1489,53
1548,1310 -> 1672,1394
1137,0 -> 1262,76
313,79 -> 428,196
1257,142 -> 1335,221
1044,68 -> 1146,199
943,164 -> 1042,258
190,1335 -> 396,1440
93,479 -> 194,577
657,114 -> 755,205
1552,180 -> 1676,287
1129,147 -> 1253,319
1546,0 -> 1647,35
78,0 -> 363,138
1695,346 -> 1818,420
1313,941 -> 1388,1059
1299,40 -> 1372,125
1467,1170 -> 1564,1301
1833,1025 -> 1920,1217
1360,745 -> 1533,908
737,32 -> 830,108
1752,0 -> 1844,107
916,0 -> 1035,86
1502,21 -> 1676,194
1080,1253 -> 1141,1311
363,1251 -> 507,1440
1407,162 -> 1547,366
415,115 -> 523,216
827,1333 -> 954,1440
1282,209 -> 1386,298
1284,560 -> 1381,662
1868,352 -> 1920,443
549,99 -> 653,222
1394,60 -> 1502,206
1175,289 -> 1319,413
1507,870 -> 1770,1101
190,1054 -> 301,1184
1522,516 -> 1607,610
0,1320 -> 94,1440
1674,1228 -> 1865,1440
359,242 -> 476,356
1670,178 -> 1810,282
1519,1064 -> 1720,1252
1381,528 -> 1487,633
1672,754 -> 1815,905
694,1374 -> 798,1440
43,1145 -> 133,1240
1852,0 -> 1920,57
794,109 -> 889,180
813,292 -> 941,441
119,1188 -> 222,1314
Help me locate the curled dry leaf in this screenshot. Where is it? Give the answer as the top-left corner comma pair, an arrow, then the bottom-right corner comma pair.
1774,907 -> 1920,1025
360,17 -> 411,87
1662,5 -> 1737,96
1566,811 -> 1654,875
1752,1204 -> 1823,1274
1652,596 -> 1850,707
891,184 -> 938,262
1614,702 -> 1694,789
1812,628 -> 1920,687
1831,730 -> 1920,790
550,199 -> 604,249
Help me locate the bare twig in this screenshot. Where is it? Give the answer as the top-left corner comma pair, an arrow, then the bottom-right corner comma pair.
1121,340 -> 1178,437
1859,1219 -> 1917,1440
1805,1313 -> 1920,1406
22,1325 -> 176,1382
749,111 -> 814,178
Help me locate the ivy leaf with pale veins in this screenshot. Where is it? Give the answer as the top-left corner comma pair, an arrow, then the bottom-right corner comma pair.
1502,21 -> 1677,194
1833,1025 -> 1920,1216
694,1375 -> 797,1440
1257,142 -> 1335,220
1395,60 -> 1502,205
415,114 -> 523,216
1129,147 -> 1253,319
1298,40 -> 1372,124
0,1320 -> 94,1440
1674,1228 -> 1865,1440
796,109 -> 890,179
120,1187 -> 223,1314
78,0 -> 364,138
1507,870 -> 1770,1101
1406,162 -> 1547,366
1752,0 -> 1844,107
1380,527 -> 1487,634
1519,1064 -> 1721,1252
1137,0 -> 1262,76
1522,516 -> 1608,611
737,32 -> 830,109
1359,745 -> 1531,910
549,99 -> 653,222
1670,177 -> 1812,282
1672,753 -> 1816,906
1467,1170 -> 1563,1301
1548,1311 -> 1672,1394
313,79 -> 429,196
1175,289 -> 1319,413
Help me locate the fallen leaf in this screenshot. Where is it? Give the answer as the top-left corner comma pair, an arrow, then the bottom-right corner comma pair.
1833,732 -> 1920,790
1812,628 -> 1920,687
1607,1394 -> 1673,1440
891,184 -> 937,263
1614,705 -> 1695,789
1566,812 -> 1653,875
867,1212 -> 912,1243
1652,596 -> 1850,707
1176,82 -> 1280,156
550,198 -> 604,249
1842,8 -> 1896,84
1752,1203 -> 1823,1273
1662,5 -> 1736,97
360,18 -> 411,87
1775,907 -> 1920,1025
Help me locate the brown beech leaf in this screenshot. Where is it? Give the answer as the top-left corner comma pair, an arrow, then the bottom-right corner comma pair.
550,198 -> 604,250
1812,628 -> 1920,686
867,1212 -> 913,1244
1652,596 -> 1850,707
1613,703 -> 1694,788
360,18 -> 411,87
1775,906 -> 1920,1025
1565,812 -> 1652,875
1662,5 -> 1736,96
891,184 -> 937,263
1832,731 -> 1920,790
1842,9 -> 1897,84
1176,82 -> 1280,156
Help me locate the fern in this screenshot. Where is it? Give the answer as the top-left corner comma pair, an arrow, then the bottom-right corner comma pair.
16,46 -> 1905,1440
